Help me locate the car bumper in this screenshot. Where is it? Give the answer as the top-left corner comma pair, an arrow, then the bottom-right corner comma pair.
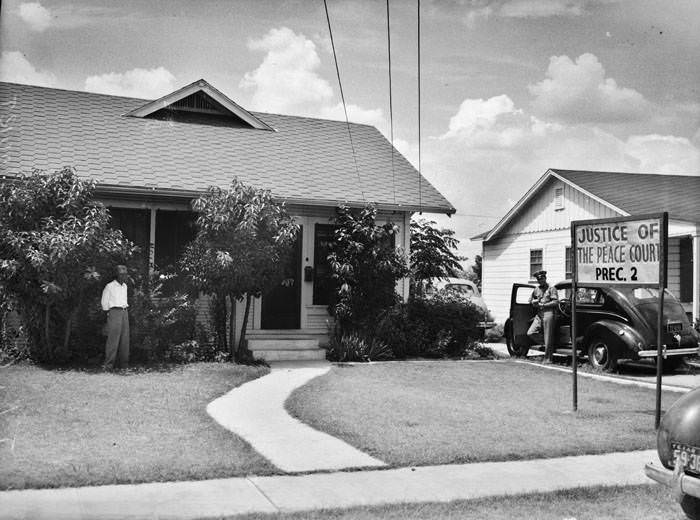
645,462 -> 700,500
478,321 -> 496,329
636,347 -> 699,358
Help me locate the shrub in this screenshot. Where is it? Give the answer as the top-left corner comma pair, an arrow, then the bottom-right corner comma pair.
0,309 -> 29,365
327,205 -> 409,338
0,167 -> 136,363
376,293 -> 486,359
128,274 -> 198,363
326,333 -> 394,362
167,339 -> 224,364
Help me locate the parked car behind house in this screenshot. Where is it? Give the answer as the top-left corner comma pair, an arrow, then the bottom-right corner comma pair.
504,281 -> 700,371
426,278 -> 495,334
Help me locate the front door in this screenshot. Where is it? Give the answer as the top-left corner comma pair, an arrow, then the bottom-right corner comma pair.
261,227 -> 302,329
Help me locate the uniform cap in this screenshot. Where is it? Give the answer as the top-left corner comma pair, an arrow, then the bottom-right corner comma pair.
533,270 -> 547,279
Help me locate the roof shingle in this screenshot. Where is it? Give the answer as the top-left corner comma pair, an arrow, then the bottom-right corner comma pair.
0,82 -> 454,214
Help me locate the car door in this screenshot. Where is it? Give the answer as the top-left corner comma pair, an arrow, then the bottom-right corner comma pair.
510,284 -> 535,349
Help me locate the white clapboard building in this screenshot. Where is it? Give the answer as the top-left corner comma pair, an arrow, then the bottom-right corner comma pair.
473,169 -> 699,325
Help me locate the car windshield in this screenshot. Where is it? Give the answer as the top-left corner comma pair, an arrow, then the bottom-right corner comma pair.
445,284 -> 474,296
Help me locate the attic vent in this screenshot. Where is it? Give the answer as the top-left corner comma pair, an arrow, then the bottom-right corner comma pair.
170,92 -> 228,115
145,92 -> 252,127
554,187 -> 564,210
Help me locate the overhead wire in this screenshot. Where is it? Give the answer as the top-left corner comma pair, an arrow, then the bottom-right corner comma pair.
323,0 -> 366,202
417,0 -> 422,213
386,0 -> 396,204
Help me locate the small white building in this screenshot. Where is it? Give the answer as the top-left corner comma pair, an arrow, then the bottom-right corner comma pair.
473,169 -> 699,325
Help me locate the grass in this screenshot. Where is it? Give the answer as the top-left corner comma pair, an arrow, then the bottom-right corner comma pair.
0,362 -> 279,490
230,484 -> 686,520
286,360 -> 679,467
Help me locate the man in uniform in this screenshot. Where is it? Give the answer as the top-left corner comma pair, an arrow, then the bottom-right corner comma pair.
527,270 -> 558,363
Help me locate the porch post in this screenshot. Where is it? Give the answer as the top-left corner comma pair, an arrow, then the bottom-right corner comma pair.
148,207 -> 157,277
693,231 -> 700,323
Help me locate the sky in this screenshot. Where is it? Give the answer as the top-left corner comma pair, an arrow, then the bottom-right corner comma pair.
1,0 -> 699,265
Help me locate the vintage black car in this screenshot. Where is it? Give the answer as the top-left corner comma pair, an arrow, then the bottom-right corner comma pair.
645,387 -> 700,519
504,281 -> 700,371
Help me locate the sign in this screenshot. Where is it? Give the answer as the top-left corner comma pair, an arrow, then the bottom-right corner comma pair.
573,215 -> 666,286
570,212 -> 668,427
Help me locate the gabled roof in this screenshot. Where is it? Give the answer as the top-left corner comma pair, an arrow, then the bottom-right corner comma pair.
475,168 -> 700,242
123,78 -> 274,131
0,82 -> 454,214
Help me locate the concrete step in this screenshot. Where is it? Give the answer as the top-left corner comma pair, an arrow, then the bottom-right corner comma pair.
254,349 -> 327,362
248,338 -> 320,351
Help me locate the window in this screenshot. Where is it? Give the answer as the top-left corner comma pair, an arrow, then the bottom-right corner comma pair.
565,246 -> 572,279
444,283 -> 475,297
530,249 -> 543,279
313,224 -> 336,305
554,187 -> 564,210
557,287 -> 605,305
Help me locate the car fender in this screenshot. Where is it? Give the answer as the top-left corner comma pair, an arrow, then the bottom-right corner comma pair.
583,320 -> 645,359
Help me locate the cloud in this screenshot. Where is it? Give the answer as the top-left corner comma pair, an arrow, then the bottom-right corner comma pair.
240,27 -> 389,129
241,27 -> 334,115
18,2 -> 52,32
424,92 -> 699,255
439,95 -> 527,146
528,53 -> 650,124
498,0 -> 584,18
624,134 -> 700,174
466,0 -> 588,23
0,51 -> 57,87
84,67 -> 177,99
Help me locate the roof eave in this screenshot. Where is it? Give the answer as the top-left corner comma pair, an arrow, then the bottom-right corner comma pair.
95,184 -> 455,215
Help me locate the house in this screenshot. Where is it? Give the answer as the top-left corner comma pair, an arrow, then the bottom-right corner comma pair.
0,80 -> 455,360
473,169 -> 699,324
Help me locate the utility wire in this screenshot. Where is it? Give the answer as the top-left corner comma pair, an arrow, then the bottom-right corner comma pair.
323,0 -> 365,202
386,0 -> 396,204
417,0 -> 423,213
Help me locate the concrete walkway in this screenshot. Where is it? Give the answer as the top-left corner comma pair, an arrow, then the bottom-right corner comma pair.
0,450 -> 658,519
207,360 -> 386,472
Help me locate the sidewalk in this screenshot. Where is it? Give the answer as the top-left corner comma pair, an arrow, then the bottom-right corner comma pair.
0,449 -> 658,519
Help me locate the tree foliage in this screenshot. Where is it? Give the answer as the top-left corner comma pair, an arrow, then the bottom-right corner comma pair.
180,179 -> 299,363
410,218 -> 464,297
466,254 -> 482,291
328,205 -> 409,337
0,167 -> 136,362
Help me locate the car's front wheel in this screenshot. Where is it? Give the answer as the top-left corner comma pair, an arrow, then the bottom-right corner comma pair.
505,320 -> 529,358
588,336 -> 618,372
681,493 -> 700,520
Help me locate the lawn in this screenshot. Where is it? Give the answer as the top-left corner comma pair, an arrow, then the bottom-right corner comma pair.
286,360 -> 679,467
231,484 -> 685,520
0,362 -> 279,490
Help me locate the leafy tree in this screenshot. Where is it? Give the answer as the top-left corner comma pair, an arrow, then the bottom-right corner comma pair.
180,179 -> 299,363
410,218 -> 464,297
328,205 -> 409,337
0,167 -> 136,362
467,254 -> 482,291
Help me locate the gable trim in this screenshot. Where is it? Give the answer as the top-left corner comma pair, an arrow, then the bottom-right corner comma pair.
478,169 -> 629,242
123,79 -> 275,131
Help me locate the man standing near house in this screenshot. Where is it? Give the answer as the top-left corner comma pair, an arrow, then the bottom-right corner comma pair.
101,265 -> 130,370
527,270 -> 558,363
